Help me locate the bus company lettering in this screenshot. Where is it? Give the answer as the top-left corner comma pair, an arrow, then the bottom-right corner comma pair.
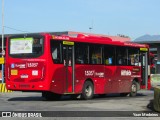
14,64 -> 26,68
121,70 -> 131,76
85,70 -> 95,76
95,72 -> 104,77
85,71 -> 104,77
27,63 -> 38,68
54,36 -> 70,40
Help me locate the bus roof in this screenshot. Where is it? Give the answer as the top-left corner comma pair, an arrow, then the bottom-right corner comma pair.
50,32 -> 148,48
6,31 -> 148,48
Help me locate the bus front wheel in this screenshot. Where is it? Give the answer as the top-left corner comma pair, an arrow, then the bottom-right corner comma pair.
81,81 -> 94,100
130,81 -> 138,97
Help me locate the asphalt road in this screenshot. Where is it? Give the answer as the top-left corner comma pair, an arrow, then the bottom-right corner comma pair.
0,90 -> 159,120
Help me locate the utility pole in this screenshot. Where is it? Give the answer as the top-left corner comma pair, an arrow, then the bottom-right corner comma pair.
1,0 -> 5,83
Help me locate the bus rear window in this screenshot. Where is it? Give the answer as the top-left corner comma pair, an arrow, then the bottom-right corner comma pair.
9,37 -> 43,58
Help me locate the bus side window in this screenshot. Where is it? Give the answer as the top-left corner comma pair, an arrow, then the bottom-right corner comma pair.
116,47 -> 127,65
104,45 -> 115,65
75,43 -> 89,64
90,45 -> 102,64
50,40 -> 62,64
52,48 -> 58,59
117,55 -> 123,65
128,47 -> 139,66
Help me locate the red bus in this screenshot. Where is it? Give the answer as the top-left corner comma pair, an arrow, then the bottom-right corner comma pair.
5,32 -> 151,100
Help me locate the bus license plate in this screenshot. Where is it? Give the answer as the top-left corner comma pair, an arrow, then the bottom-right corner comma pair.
21,74 -> 28,78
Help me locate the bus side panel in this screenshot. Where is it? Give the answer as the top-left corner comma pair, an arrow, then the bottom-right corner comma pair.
49,65 -> 65,94
74,65 -> 91,94
75,65 -> 106,94
114,66 -> 132,93
104,66 -> 118,93
93,78 -> 106,94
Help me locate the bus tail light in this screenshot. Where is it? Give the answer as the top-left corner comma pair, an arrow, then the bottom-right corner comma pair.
41,67 -> 44,80
8,67 -> 10,80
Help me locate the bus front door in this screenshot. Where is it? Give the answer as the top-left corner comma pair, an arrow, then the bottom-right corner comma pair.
140,51 -> 148,89
63,45 -> 75,93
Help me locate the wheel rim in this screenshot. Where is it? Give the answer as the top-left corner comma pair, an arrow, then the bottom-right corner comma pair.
85,85 -> 92,97
131,84 -> 137,93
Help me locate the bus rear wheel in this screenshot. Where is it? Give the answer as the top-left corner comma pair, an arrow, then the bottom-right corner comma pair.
81,81 -> 94,100
130,81 -> 138,97
42,92 -> 61,101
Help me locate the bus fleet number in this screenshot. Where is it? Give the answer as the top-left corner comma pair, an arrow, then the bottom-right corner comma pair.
27,63 -> 38,68
85,70 -> 94,76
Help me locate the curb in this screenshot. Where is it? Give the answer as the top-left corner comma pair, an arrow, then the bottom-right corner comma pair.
0,83 -> 13,93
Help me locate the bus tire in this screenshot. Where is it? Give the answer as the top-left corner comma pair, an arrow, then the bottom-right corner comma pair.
81,81 -> 94,100
42,92 -> 61,101
130,81 -> 138,97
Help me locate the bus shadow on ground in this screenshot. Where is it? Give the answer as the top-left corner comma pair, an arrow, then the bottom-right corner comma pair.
8,96 -> 45,101
8,93 -> 147,101
94,93 -> 147,98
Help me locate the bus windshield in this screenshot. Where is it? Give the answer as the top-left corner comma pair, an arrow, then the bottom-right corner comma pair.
9,37 -> 44,58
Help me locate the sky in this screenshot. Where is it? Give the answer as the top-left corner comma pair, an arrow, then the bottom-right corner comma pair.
0,0 -> 160,40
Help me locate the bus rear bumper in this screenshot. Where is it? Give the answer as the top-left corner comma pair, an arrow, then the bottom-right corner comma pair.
6,82 -> 49,91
